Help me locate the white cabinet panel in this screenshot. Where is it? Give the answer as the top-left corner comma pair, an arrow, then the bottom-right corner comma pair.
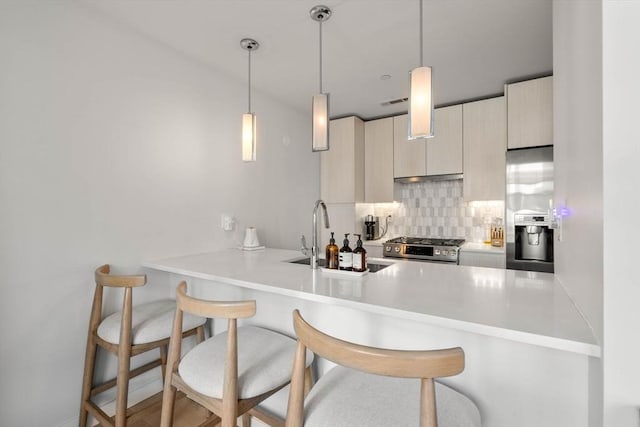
393,114 -> 426,178
507,76 -> 553,149
365,117 -> 396,202
463,96 -> 507,201
320,116 -> 365,203
362,243 -> 383,259
459,250 -> 506,268
394,106 -> 463,178
427,104 -> 463,175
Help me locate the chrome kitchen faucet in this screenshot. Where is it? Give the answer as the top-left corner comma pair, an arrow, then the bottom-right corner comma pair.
301,199 -> 330,269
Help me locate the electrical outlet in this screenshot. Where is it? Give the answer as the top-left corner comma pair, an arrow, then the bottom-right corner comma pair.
220,214 -> 235,231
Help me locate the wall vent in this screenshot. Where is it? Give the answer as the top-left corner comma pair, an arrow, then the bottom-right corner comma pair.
380,97 -> 408,106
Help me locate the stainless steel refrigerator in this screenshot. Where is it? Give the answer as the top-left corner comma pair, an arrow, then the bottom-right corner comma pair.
505,145 -> 554,273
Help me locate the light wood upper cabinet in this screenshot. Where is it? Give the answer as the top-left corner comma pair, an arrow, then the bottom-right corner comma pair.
463,96 -> 507,201
320,116 -> 365,203
393,114 -> 426,178
427,104 -> 463,175
507,76 -> 553,149
365,117 -> 396,202
393,106 -> 463,178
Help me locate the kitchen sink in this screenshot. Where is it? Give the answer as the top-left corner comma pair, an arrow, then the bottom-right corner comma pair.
287,257 -> 393,273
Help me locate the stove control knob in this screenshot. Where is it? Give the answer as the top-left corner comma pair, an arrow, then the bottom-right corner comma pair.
385,245 -> 391,252
394,246 -> 401,253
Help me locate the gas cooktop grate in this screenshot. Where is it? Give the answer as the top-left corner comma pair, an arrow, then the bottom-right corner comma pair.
386,237 -> 465,247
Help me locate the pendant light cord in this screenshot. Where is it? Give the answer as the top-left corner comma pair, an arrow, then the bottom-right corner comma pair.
419,0 -> 424,67
248,48 -> 252,113
319,20 -> 323,94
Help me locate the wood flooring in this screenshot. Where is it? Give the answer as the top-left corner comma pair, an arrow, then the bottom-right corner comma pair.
97,391 -> 220,427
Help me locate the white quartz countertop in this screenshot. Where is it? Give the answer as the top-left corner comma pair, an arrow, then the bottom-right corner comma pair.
143,248 -> 599,357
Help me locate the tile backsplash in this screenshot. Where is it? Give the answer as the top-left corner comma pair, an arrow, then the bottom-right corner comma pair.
356,179 -> 504,242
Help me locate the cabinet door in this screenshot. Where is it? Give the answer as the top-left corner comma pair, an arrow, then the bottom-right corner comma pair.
427,104 -> 463,175
320,116 -> 365,203
365,117 -> 395,203
463,96 -> 506,201
507,76 -> 553,149
393,114 -> 426,178
362,243 -> 383,258
459,251 -> 506,268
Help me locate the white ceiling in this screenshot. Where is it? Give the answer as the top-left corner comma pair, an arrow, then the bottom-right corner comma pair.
79,0 -> 552,120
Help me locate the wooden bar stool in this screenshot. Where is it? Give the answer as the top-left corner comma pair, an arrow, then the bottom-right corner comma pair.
160,281 -> 313,427
286,310 -> 481,427
79,264 -> 207,427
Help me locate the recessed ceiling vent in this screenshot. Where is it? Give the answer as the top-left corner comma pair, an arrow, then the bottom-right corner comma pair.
380,97 -> 408,106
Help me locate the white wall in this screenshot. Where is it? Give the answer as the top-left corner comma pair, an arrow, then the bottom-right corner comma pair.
0,2 -> 318,425
555,1 -> 640,425
553,2 -> 604,425
552,0 -> 604,343
602,2 -> 640,425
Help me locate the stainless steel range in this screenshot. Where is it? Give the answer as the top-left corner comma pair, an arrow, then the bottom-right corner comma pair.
383,237 -> 465,264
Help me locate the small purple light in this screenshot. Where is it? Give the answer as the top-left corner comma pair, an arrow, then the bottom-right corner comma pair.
554,206 -> 571,218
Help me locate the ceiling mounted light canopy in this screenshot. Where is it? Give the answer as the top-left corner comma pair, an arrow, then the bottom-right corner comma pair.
408,0 -> 434,140
310,5 -> 332,152
241,38 -> 258,162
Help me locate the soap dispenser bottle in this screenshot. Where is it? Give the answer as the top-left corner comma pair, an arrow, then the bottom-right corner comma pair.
338,233 -> 353,271
352,234 -> 367,272
325,232 -> 339,269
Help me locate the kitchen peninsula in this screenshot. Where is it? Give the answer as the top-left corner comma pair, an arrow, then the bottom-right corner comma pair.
144,248 -> 599,427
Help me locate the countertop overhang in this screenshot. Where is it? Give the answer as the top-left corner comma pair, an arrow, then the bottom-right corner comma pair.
143,248 -> 600,357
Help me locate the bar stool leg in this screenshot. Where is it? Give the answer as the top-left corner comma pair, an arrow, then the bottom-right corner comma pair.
303,366 -> 313,397
196,324 -> 206,343
160,345 -> 168,383
79,285 -> 104,427
240,413 -> 252,427
115,288 -> 133,427
79,338 -> 97,426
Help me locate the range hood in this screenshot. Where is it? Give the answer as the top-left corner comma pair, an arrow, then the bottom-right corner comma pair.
394,173 -> 463,184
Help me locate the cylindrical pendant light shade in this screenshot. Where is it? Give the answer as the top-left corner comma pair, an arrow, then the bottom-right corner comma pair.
312,93 -> 329,151
242,112 -> 256,162
240,38 -> 258,162
408,65 -> 434,139
311,6 -> 332,153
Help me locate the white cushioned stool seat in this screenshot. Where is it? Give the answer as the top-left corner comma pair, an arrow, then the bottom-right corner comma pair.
179,325 -> 313,399
303,366 -> 481,427
97,299 -> 206,345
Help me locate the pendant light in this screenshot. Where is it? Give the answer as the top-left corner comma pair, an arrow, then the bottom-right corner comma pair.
241,38 -> 258,162
310,5 -> 332,152
408,0 -> 434,140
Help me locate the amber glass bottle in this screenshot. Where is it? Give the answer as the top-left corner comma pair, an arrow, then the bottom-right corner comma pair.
325,232 -> 339,269
352,234 -> 367,272
338,233 -> 353,271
